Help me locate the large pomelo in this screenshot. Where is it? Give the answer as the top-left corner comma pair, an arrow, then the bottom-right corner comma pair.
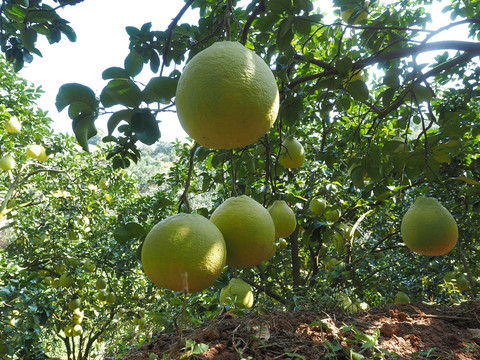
400,196 -> 458,256
141,213 -> 226,293
175,41 -> 279,149
210,195 -> 275,268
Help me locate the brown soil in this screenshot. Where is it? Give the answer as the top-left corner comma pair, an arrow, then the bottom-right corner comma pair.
121,301 -> 480,359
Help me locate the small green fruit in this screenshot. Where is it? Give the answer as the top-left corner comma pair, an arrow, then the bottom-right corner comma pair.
59,273 -> 74,288
219,278 -> 254,309
95,278 -> 107,290
68,298 -> 81,310
394,291 -> 410,304
325,208 -> 341,222
309,197 -> 327,215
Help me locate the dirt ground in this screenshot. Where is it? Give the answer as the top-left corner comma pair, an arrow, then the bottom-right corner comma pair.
122,301 -> 480,359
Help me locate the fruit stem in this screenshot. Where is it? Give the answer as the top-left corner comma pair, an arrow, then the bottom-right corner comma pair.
230,150 -> 238,197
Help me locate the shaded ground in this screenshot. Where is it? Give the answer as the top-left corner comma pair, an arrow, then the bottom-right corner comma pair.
122,301 -> 480,359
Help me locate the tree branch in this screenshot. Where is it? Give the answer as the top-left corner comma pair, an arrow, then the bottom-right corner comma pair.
160,0 -> 195,76
240,0 -> 266,45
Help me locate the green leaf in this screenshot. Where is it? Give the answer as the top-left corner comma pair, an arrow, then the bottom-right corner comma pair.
130,110 -> 160,145
337,57 -> 353,74
347,80 -> 369,101
102,67 -> 130,80
100,79 -> 142,108
124,50 -> 144,77
28,10 -> 59,23
412,84 -> 433,102
107,109 -> 136,135
277,18 -> 294,52
293,17 -> 311,35
4,5 -> 27,22
114,222 -> 147,244
455,176 -> 480,186
268,0 -> 293,14
56,83 -> 98,114
72,114 -> 97,152
142,77 -> 178,104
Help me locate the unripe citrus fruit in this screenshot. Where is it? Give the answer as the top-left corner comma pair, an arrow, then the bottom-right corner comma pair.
26,145 -> 42,159
309,197 -> 327,214
59,273 -> 74,287
401,196 -> 458,256
325,207 -> 341,222
5,116 -> 21,133
68,298 -> 81,310
394,291 -> 410,304
106,292 -> 117,304
141,213 -> 226,293
278,137 -> 305,169
455,274 -> 469,291
175,41 -> 279,149
268,200 -> 297,238
219,278 -> 254,308
0,154 -> 16,171
95,278 -> 107,290
210,195 -> 275,268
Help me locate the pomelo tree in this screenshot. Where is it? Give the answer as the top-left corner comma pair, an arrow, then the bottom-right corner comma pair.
54,0 -> 479,305
2,0 -> 480,357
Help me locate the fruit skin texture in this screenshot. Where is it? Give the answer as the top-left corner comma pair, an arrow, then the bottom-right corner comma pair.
219,278 -> 254,308
175,41 -> 279,149
141,213 -> 226,293
0,154 -> 16,171
309,197 -> 327,214
268,200 -> 297,238
278,137 -> 305,169
210,195 -> 275,268
401,196 -> 458,256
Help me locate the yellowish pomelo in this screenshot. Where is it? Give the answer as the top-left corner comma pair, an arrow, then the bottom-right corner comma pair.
219,278 -> 254,308
37,146 -> 49,162
394,291 -> 410,304
0,154 -> 16,171
309,197 -> 327,214
401,196 -> 458,256
5,116 -> 21,133
268,200 -> 297,238
210,195 -> 275,268
175,41 -> 279,149
141,213 -> 226,293
278,137 -> 305,169
26,145 -> 42,159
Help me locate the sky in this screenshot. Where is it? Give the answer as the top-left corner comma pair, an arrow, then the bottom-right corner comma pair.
19,0 -> 465,143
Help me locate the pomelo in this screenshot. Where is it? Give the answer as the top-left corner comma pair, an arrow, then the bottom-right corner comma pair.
175,41 -> 279,149
401,196 -> 458,256
141,213 -> 226,292
210,195 -> 275,268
